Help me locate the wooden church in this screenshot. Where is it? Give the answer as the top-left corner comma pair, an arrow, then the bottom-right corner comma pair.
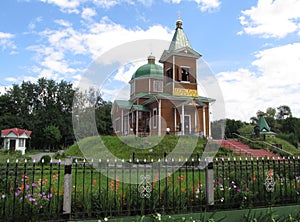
112,18 -> 215,137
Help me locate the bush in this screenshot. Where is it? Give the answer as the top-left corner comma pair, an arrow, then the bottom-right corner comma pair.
40,155 -> 51,164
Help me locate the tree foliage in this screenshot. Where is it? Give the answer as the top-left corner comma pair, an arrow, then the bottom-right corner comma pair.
0,78 -> 113,150
44,125 -> 62,150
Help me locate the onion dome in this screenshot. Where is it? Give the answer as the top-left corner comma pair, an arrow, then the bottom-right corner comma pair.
131,55 -> 163,80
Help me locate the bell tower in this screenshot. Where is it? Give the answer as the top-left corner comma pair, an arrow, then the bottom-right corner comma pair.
159,18 -> 201,97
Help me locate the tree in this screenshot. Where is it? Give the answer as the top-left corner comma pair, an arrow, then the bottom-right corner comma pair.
276,105 -> 292,120
224,119 -> 245,138
43,125 -> 62,150
0,78 -> 76,149
266,107 -> 276,118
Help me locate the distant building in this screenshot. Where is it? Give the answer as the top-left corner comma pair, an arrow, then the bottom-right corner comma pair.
1,128 -> 32,155
112,18 -> 215,137
256,116 -> 276,139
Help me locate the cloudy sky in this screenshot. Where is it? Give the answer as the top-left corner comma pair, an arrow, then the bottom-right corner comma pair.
0,0 -> 300,122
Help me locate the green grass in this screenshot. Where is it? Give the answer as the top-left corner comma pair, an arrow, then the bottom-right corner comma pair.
0,150 -> 32,163
63,135 -> 234,161
266,137 -> 300,156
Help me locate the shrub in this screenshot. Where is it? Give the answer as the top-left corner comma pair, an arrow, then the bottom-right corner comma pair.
40,155 -> 51,164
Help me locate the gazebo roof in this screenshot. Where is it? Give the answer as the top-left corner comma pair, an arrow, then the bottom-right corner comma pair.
257,116 -> 276,135
1,128 -> 32,138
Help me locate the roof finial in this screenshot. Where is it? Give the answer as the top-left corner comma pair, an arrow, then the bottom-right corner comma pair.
177,10 -> 181,20
176,11 -> 183,29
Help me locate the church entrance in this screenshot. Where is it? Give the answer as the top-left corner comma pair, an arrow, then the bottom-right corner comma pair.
184,115 -> 191,134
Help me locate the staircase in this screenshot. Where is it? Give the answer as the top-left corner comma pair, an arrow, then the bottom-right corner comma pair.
212,139 -> 280,158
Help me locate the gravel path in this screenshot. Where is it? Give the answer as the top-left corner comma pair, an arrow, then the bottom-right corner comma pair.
28,152 -> 55,162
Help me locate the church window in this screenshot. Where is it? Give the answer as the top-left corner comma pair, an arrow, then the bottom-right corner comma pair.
130,81 -> 135,95
153,108 -> 157,128
153,80 -> 163,92
181,67 -> 190,82
166,68 -> 173,83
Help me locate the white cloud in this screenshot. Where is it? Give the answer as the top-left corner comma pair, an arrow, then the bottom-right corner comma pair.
40,0 -> 154,11
217,43 -> 300,121
164,0 -> 221,11
114,61 -> 145,83
92,0 -> 121,8
81,8 -> 96,21
252,43 -> 300,86
54,19 -> 72,27
0,32 -> 16,51
28,17 -> 43,30
163,0 -> 181,3
40,0 -> 82,9
85,17 -> 172,59
194,0 -> 221,12
5,77 -> 18,82
26,17 -> 172,85
239,0 -> 300,38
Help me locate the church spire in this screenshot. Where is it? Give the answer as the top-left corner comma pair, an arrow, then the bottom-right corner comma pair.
168,15 -> 192,51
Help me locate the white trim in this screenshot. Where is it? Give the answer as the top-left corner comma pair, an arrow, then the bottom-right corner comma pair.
136,111 -> 138,137
208,106 -> 211,137
194,109 -> 197,132
181,105 -> 185,135
172,55 -> 175,94
158,100 -> 161,136
174,108 -> 177,134
121,109 -> 124,136
203,108 -> 206,137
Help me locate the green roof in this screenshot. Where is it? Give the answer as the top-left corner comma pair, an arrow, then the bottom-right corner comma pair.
168,20 -> 192,51
257,116 -> 276,135
131,56 -> 163,80
132,105 -> 151,111
114,100 -> 132,109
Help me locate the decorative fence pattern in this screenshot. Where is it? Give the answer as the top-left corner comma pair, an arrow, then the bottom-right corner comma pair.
1,157 -> 300,221
215,157 -> 300,209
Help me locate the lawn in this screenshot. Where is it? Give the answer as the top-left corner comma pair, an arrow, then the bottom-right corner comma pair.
62,135 -> 234,162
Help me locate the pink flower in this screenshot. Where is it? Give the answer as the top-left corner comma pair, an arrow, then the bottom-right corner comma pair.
237,188 -> 241,193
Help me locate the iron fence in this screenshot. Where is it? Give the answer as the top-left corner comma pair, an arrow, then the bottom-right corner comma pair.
215,157 -> 300,209
70,159 -> 208,219
0,157 -> 300,221
0,160 -> 63,221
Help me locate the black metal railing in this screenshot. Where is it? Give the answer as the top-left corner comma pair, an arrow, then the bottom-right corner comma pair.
215,156 -> 300,209
0,160 -> 63,221
1,156 -> 300,220
70,158 -> 208,218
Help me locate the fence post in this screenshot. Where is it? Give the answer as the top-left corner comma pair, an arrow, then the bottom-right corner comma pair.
205,157 -> 214,208
63,158 -> 72,218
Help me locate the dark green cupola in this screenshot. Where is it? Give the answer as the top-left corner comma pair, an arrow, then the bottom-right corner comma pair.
131,55 -> 163,80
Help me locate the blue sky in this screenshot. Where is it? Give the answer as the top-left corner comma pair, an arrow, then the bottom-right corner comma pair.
0,0 -> 300,121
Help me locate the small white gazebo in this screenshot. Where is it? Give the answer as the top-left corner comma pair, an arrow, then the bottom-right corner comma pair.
1,128 -> 32,155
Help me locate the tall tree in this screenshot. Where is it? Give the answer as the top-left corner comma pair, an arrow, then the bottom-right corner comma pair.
43,125 -> 62,151
276,105 -> 292,120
